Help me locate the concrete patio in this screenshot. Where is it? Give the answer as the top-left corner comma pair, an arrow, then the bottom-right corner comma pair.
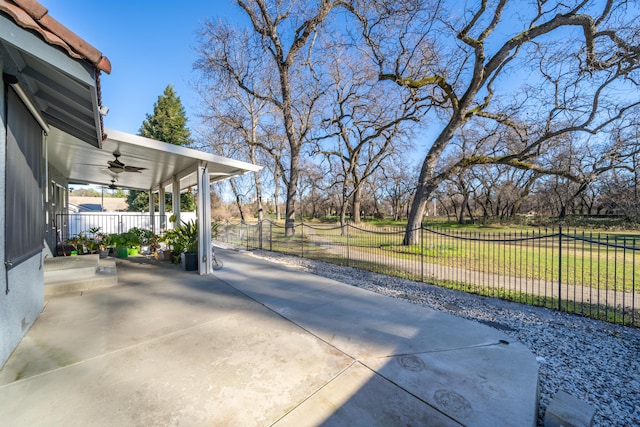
0,247 -> 539,426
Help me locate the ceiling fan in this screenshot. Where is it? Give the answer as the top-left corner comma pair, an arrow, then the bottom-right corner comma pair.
108,179 -> 118,190
107,150 -> 146,174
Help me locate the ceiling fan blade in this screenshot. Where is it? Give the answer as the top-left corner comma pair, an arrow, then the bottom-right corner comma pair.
123,166 -> 147,173
105,152 -> 146,173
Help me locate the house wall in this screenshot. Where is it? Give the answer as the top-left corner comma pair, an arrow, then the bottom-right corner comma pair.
46,164 -> 68,252
0,64 -> 46,368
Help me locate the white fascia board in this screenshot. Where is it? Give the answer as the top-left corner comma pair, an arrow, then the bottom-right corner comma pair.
105,129 -> 263,173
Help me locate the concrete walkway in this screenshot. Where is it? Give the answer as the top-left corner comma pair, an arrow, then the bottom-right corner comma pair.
0,248 -> 539,426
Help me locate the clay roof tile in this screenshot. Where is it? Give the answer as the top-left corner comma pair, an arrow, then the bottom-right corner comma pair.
0,0 -> 111,74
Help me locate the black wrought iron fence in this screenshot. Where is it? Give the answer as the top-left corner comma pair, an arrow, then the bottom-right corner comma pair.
218,220 -> 639,327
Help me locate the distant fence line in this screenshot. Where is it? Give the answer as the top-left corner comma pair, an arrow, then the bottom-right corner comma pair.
218,220 -> 639,327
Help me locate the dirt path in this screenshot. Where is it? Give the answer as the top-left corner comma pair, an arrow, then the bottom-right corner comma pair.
303,227 -> 638,315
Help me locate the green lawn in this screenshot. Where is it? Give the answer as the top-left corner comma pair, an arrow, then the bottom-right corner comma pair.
239,221 -> 640,292
217,220 -> 640,326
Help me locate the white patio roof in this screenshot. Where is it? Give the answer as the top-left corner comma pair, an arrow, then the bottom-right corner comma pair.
47,127 -> 261,192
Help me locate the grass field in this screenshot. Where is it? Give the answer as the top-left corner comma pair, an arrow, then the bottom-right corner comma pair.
218,219 -> 640,326
222,220 -> 639,292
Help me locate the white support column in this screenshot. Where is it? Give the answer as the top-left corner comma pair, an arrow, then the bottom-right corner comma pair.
197,162 -> 212,275
148,190 -> 155,234
159,186 -> 166,232
172,176 -> 180,227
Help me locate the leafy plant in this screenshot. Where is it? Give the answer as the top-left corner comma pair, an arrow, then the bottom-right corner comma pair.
97,232 -> 113,250
111,231 -> 139,249
175,220 -> 198,253
211,222 -> 220,238
129,227 -> 157,247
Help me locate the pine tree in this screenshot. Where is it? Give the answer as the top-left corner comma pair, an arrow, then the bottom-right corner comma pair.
128,85 -> 195,212
139,85 -> 193,146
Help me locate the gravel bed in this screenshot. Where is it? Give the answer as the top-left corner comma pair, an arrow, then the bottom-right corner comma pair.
246,249 -> 640,427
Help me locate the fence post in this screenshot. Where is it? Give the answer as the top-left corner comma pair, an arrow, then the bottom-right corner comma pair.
558,224 -> 563,311
269,221 -> 273,252
346,223 -> 350,267
245,222 -> 249,250
301,219 -> 304,258
421,225 -> 425,283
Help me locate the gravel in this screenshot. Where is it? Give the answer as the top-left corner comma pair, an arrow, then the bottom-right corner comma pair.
246,248 -> 640,427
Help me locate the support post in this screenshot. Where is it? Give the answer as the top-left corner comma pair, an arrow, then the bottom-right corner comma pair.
159,186 -> 166,232
172,176 -> 180,227
149,190 -> 155,234
197,162 -> 212,275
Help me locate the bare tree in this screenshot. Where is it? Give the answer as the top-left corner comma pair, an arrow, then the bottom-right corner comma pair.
380,163 -> 417,221
195,77 -> 272,220
311,43 -> 422,227
349,0 -> 640,243
592,124 -> 640,219
196,1 -> 349,235
297,160 -> 330,219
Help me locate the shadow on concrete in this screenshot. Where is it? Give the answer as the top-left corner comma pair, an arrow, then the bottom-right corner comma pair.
0,248 -> 538,426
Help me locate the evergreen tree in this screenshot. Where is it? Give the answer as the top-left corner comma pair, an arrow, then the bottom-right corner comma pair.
128,85 -> 195,212
139,85 -> 193,145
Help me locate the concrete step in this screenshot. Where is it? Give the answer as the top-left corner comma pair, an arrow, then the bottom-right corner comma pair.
44,256 -> 118,296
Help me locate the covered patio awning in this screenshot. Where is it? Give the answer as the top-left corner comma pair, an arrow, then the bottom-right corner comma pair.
47,127 -> 261,192
47,127 -> 261,275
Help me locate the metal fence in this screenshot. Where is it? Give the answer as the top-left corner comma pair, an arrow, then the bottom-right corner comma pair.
218,220 -> 640,327
55,212 -> 198,243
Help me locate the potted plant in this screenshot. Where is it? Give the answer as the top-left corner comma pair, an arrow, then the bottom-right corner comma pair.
173,219 -> 198,271
75,232 -> 89,254
85,227 -> 101,254
159,228 -> 181,262
126,228 -> 145,256
131,227 -> 159,255
96,231 -> 112,258
112,233 -> 129,258
127,230 -> 141,256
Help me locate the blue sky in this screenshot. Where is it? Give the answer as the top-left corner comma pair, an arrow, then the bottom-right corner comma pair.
44,0 -> 242,135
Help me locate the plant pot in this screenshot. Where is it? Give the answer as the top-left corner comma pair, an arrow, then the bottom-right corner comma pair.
128,247 -> 139,256
99,249 -> 109,259
162,250 -> 173,261
116,247 -> 129,258
183,252 -> 198,271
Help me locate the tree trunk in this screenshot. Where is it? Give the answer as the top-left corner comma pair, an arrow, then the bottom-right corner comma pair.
403,118 -> 462,245
403,164 -> 442,245
250,120 -> 264,222
229,180 -> 245,222
274,167 -> 281,221
284,144 -> 299,236
458,195 -> 468,224
466,200 -> 475,224
278,61 -> 300,237
352,188 -> 362,224
403,185 -> 428,245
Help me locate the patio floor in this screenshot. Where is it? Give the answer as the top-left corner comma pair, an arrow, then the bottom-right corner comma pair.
0,247 -> 538,426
